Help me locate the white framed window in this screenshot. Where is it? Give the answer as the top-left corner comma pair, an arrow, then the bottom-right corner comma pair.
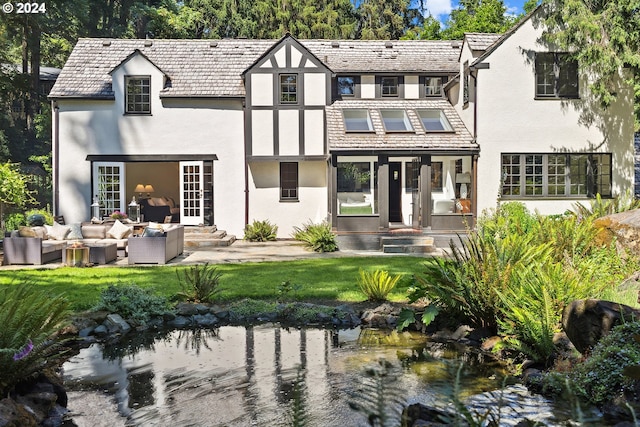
92,162 -> 125,218
425,77 -> 443,96
417,109 -> 453,132
125,76 -> 151,114
380,109 -> 413,132
343,109 -> 374,132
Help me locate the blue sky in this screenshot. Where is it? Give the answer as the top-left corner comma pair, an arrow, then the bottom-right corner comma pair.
426,0 -> 527,23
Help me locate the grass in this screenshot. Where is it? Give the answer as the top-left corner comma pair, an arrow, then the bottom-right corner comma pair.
0,257 -> 424,311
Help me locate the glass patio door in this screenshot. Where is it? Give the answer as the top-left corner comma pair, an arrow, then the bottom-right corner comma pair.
180,161 -> 204,225
411,158 -> 421,228
93,162 -> 125,219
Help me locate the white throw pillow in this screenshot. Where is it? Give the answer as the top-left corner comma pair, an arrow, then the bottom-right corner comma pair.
45,222 -> 71,240
107,219 -> 132,239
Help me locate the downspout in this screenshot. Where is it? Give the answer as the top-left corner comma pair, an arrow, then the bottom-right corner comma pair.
243,99 -> 249,228
52,100 -> 60,215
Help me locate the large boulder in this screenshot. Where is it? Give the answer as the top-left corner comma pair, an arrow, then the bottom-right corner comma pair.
594,210 -> 640,256
562,299 -> 640,354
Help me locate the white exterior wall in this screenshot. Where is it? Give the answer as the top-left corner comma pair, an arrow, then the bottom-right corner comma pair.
361,75 -> 376,98
467,20 -> 634,216
55,54 -> 246,236
248,161 -> 328,237
304,74 -> 326,105
404,76 -> 420,99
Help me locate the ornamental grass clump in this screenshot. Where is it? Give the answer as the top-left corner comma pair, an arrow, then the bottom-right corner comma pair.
175,262 -> 222,303
357,268 -> 401,302
0,282 -> 70,396
292,220 -> 338,253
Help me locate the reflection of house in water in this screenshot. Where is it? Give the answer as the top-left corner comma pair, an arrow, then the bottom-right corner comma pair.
63,326 -> 372,425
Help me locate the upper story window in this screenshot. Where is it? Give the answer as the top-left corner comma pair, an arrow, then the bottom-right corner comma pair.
125,76 -> 151,114
417,109 -> 453,132
280,74 -> 298,104
463,62 -> 469,105
343,109 -> 374,132
338,76 -> 356,97
381,77 -> 399,97
535,53 -> 578,99
425,77 -> 443,96
380,109 -> 412,132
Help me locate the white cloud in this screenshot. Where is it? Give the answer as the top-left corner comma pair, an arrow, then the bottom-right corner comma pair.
424,0 -> 453,18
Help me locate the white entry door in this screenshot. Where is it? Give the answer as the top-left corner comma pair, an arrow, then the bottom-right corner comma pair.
180,161 -> 204,225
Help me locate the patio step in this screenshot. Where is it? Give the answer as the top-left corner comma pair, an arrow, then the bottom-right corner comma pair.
380,236 -> 436,254
183,226 -> 236,248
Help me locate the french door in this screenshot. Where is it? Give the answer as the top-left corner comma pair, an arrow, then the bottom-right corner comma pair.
93,162 -> 125,219
180,161 -> 204,225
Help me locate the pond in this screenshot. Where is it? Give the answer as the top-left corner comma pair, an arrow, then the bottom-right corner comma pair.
60,325 -> 593,426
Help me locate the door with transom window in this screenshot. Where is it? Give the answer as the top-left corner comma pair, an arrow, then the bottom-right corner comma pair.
93,162 -> 125,219
179,161 -> 204,225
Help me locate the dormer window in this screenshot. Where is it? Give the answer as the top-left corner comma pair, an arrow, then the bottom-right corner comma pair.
338,76 -> 356,97
425,77 -> 443,96
125,76 -> 150,114
343,109 -> 374,132
381,77 -> 398,97
417,109 -> 453,132
280,74 -> 298,104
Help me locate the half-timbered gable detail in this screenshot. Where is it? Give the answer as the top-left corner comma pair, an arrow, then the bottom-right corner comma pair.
244,35 -> 332,159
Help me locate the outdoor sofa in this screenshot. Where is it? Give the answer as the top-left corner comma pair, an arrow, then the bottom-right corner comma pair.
127,224 -> 184,264
2,220 -> 134,265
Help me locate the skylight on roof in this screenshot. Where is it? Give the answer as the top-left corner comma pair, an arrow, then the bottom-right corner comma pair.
343,109 -> 373,132
380,109 -> 412,132
417,109 -> 453,132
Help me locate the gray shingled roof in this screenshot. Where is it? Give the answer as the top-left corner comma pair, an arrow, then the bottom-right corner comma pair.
464,33 -> 502,51
326,99 -> 476,152
50,37 -> 462,99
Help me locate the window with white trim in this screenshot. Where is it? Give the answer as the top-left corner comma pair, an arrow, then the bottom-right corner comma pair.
425,77 -> 443,96
501,153 -> 611,198
535,53 -> 578,99
125,76 -> 151,114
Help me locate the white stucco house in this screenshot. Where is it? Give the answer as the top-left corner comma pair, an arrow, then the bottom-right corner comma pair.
49,8 -> 634,248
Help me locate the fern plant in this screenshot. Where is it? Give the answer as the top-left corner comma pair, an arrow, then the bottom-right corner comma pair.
243,219 -> 278,242
175,263 -> 222,303
0,283 -> 70,396
291,220 -> 338,253
357,268 -> 401,302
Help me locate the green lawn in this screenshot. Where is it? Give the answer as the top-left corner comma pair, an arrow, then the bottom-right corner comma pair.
0,257 -> 429,311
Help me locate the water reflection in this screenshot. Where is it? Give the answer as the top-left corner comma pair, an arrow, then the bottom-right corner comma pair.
62,326 -> 507,426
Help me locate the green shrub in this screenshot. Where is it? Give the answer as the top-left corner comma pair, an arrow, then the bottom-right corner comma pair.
0,283 -> 70,396
561,322 -> 640,406
4,208 -> 53,231
4,212 -> 25,231
243,219 -> 278,242
292,220 -> 338,253
94,284 -> 170,325
572,191 -> 640,220
175,263 -> 222,303
357,268 -> 401,302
